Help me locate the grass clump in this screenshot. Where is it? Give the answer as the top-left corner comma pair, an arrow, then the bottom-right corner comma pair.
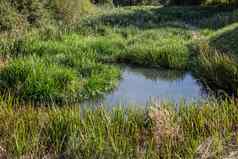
192,40 -> 238,95
0,56 -> 81,103
117,28 -> 190,69
0,55 -> 120,103
209,22 -> 238,55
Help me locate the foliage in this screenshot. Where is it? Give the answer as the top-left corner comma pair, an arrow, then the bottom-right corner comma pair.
0,0 -> 94,32
209,23 -> 238,54
0,1 -> 26,32
192,40 -> 238,95
0,98 -> 237,158
0,53 -> 120,103
0,56 -> 81,103
93,0 -> 238,6
47,0 -> 94,24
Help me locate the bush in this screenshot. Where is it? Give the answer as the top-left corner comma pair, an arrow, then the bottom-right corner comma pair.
8,0 -> 49,26
0,0 -> 94,32
47,0 -> 94,24
0,1 -> 26,32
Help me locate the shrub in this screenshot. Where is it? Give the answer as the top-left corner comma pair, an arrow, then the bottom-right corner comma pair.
0,0 -> 94,31
9,0 -> 49,27
0,1 -> 26,32
47,0 -> 94,24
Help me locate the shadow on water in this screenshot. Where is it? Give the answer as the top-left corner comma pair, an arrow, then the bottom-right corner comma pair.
82,64 -> 209,107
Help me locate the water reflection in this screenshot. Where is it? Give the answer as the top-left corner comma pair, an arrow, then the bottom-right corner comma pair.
83,65 -> 208,107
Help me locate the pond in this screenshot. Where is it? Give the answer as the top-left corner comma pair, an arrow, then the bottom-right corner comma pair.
83,65 -> 208,107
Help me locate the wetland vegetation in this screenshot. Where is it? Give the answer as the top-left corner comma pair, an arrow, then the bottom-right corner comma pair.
0,0 -> 238,158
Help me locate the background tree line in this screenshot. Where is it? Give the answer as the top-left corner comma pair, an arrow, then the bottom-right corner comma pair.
93,0 -> 238,6
0,0 -> 237,33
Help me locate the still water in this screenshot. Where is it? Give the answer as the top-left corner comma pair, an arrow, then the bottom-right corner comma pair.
84,65 -> 208,107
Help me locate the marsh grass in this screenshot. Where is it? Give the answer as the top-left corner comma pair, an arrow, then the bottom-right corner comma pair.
1,5 -> 238,103
0,97 -> 237,158
0,55 -> 120,104
192,40 -> 238,95
1,3 -> 238,159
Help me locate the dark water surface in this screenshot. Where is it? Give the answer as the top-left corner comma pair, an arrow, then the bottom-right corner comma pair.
84,65 -> 208,107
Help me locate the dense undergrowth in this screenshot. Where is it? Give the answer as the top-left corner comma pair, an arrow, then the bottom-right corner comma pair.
1,5 -> 238,102
0,98 -> 237,158
0,1 -> 238,158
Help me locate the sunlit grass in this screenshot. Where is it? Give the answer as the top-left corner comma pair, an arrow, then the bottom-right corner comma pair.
0,97 -> 237,158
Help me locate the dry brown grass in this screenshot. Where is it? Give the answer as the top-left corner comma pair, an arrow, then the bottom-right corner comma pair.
148,107 -> 182,147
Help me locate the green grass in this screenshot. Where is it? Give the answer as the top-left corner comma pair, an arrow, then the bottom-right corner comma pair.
1,5 -> 238,102
0,97 -> 237,158
117,28 -> 190,69
1,4 -> 238,159
0,55 -> 120,104
191,40 -> 238,95
209,22 -> 238,55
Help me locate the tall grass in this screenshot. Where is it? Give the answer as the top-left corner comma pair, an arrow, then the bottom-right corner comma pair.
0,97 -> 237,158
1,5 -> 238,102
0,4 -> 238,159
48,0 -> 94,25
0,55 -> 120,104
192,40 -> 238,95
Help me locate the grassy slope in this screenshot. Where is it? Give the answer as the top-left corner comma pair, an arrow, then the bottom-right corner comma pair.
209,22 -> 238,55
